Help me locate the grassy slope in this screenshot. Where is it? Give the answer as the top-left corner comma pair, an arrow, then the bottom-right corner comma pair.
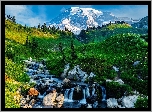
5,19 -> 148,108
5,19 -> 82,108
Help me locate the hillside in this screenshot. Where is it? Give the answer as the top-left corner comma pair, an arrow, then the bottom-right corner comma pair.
5,16 -> 148,108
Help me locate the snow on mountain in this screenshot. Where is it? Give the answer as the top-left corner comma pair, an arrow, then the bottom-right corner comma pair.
131,16 -> 148,29
46,7 -> 138,35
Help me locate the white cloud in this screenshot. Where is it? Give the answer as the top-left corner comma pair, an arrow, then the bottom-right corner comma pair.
5,5 -> 46,27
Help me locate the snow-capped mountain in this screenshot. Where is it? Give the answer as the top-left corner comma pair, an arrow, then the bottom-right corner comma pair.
131,16 -> 148,29
46,7 -> 138,35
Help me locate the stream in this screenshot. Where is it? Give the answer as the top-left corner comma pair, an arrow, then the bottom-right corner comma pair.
22,59 -> 107,108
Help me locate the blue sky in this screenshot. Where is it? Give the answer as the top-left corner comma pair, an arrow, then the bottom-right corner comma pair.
5,5 -> 148,27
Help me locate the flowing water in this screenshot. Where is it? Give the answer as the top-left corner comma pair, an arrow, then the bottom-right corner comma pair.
24,60 -> 107,108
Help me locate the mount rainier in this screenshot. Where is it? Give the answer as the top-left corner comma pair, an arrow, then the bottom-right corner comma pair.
46,7 -> 139,35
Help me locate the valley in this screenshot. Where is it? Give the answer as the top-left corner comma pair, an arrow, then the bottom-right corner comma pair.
4,7 -> 148,109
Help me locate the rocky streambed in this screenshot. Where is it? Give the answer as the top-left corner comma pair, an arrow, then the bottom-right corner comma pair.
20,58 -> 107,108
20,58 -> 143,108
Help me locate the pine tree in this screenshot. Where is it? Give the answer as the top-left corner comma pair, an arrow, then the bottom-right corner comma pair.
71,40 -> 77,60
38,23 -> 41,29
25,36 -> 29,46
59,42 -> 66,63
12,16 -> 16,23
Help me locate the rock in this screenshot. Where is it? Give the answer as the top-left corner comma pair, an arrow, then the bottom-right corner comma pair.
56,94 -> 64,108
45,70 -> 49,75
28,88 -> 39,96
63,78 -> 70,83
117,105 -> 125,108
43,92 -> 64,108
61,63 -> 70,79
62,78 -> 71,88
56,94 -> 64,102
115,79 -> 124,85
29,99 -> 36,106
132,90 -> 139,95
39,64 -> 44,69
28,69 -> 34,73
29,57 -> 32,61
107,98 -> 118,108
22,104 -> 32,108
89,72 -> 96,78
93,101 -> 98,108
133,61 -> 140,66
121,95 -> 138,108
43,92 -> 57,106
112,66 -> 119,72
86,104 -> 92,108
24,68 -> 29,72
29,79 -> 37,84
106,79 -> 124,85
86,95 -> 98,104
106,79 -> 112,82
67,65 -> 88,82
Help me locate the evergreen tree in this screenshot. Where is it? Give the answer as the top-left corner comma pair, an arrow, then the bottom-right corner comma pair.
70,40 -> 77,60
38,23 -> 41,29
25,36 -> 29,46
12,16 -> 16,23
59,42 -> 66,63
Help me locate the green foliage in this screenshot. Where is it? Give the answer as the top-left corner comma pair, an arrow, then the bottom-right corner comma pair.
5,57 -> 30,82
106,81 -> 132,99
134,96 -> 148,108
5,16 -> 148,108
106,23 -> 132,30
46,56 -> 65,77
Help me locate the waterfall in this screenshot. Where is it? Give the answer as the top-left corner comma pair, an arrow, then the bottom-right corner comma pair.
64,88 -> 74,102
92,87 -> 95,95
64,89 -> 70,101
69,88 -> 74,101
85,87 -> 90,98
80,88 -> 86,104
101,86 -> 106,101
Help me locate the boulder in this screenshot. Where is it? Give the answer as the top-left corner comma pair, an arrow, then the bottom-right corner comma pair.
62,78 -> 71,88
56,94 -> 64,108
107,98 -> 118,108
121,95 -> 138,108
67,65 -> 88,82
61,63 -> 70,79
28,88 -> 39,96
43,92 -> 64,108
43,92 -> 57,106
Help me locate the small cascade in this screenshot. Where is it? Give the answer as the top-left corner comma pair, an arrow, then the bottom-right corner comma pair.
101,86 -> 106,101
80,88 -> 86,104
64,89 -> 70,101
64,88 -> 74,102
92,87 -> 95,95
85,87 -> 90,98
69,88 -> 74,101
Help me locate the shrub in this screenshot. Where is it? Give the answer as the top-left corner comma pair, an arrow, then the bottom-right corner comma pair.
5,57 -> 30,82
106,81 -> 132,99
134,96 -> 148,108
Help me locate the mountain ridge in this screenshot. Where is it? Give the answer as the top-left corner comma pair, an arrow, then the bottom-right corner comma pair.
46,7 -> 143,35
